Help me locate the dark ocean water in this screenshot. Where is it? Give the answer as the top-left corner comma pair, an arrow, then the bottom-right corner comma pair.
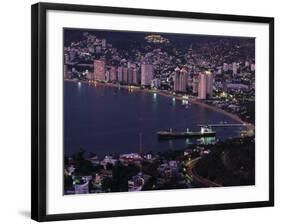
64,82 -> 242,157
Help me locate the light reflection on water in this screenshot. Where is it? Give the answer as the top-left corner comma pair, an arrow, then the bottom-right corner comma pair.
200,137 -> 216,145
64,82 -> 243,156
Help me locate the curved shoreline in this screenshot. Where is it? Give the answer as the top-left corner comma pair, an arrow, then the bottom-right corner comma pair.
66,79 -> 255,130
155,91 -> 254,131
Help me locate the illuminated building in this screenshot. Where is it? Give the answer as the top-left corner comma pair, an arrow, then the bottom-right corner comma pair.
101,38 -> 106,48
109,66 -> 117,82
86,72 -> 94,80
151,78 -> 161,88
180,68 -> 188,92
126,63 -> 138,85
132,68 -> 139,85
173,67 -> 181,92
174,67 -> 187,92
187,70 -> 193,88
123,67 -> 128,84
93,60 -> 106,81
141,63 -> 154,86
84,69 -> 94,80
117,66 -> 136,84
128,67 -> 133,84
205,71 -> 213,97
117,66 -> 123,82
198,72 -> 207,99
192,74 -> 199,94
198,71 -> 213,99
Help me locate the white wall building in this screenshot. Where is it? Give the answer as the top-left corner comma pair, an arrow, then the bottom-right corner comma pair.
117,66 -> 123,82
198,71 -> 213,99
141,63 -> 154,86
198,72 -> 207,99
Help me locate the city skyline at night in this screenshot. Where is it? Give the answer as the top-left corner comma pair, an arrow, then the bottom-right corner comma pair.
63,28 -> 255,195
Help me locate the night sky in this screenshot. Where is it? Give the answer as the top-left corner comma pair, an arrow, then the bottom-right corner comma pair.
64,28 -> 255,49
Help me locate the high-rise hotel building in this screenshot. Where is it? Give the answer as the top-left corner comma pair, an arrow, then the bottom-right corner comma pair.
93,59 -> 106,81
192,74 -> 199,94
198,71 -> 213,99
205,71 -> 213,97
141,63 -> 153,86
128,67 -> 134,85
123,67 -> 128,84
117,66 -> 123,82
117,65 -> 139,85
132,68 -> 140,85
174,67 -> 188,92
198,72 -> 207,99
109,66 -> 117,82
173,67 -> 181,92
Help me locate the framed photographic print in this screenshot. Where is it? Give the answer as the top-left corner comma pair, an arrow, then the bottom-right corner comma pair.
31,2 -> 274,222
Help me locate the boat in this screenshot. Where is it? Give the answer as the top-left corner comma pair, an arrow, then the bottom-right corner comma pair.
157,127 -> 216,140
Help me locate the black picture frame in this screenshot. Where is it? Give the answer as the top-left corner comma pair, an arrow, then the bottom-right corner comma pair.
31,2 -> 274,222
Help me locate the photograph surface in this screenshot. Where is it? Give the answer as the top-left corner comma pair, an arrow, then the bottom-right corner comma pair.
63,28 -> 255,195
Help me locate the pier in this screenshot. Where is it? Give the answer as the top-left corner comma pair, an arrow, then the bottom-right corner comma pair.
197,123 -> 249,128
